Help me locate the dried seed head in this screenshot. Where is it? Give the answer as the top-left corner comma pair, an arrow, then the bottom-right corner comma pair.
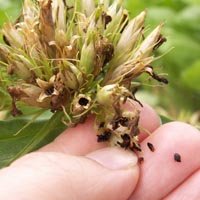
0,0 -> 167,150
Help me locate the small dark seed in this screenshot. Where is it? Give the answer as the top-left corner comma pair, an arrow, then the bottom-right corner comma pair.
97,130 -> 112,142
102,12 -> 112,28
99,122 -> 105,128
174,153 -> 181,162
105,15 -> 112,26
138,157 -> 144,164
147,142 -> 155,152
118,134 -> 131,149
117,117 -> 129,127
111,121 -> 119,130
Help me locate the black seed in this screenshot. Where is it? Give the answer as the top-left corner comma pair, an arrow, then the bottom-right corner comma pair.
112,121 -> 119,130
147,142 -> 155,152
102,12 -> 112,28
111,117 -> 129,130
79,97 -> 89,106
97,130 -> 112,142
105,15 -> 112,26
99,122 -> 105,128
45,86 -> 54,95
138,157 -> 144,164
174,153 -> 181,162
119,117 -> 129,127
117,134 -> 130,149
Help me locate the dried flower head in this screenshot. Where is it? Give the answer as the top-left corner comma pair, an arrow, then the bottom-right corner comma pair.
0,0 -> 167,150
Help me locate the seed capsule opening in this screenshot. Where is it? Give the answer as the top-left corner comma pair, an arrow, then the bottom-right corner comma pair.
78,97 -> 89,106
45,86 -> 55,96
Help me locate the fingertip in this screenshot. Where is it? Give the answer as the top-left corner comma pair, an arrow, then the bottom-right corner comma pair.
130,121 -> 200,200
86,147 -> 140,200
159,121 -> 200,134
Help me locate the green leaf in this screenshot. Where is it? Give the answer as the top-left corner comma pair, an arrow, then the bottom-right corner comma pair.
159,30 -> 200,75
181,60 -> 200,91
174,6 -> 200,41
0,112 -> 65,168
160,115 -> 173,124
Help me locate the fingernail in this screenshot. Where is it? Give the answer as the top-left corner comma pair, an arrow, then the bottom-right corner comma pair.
86,147 -> 138,170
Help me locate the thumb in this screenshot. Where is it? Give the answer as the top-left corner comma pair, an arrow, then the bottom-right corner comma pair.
0,148 -> 139,200
86,147 -> 140,200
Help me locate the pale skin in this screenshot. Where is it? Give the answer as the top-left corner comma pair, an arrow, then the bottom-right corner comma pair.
0,102 -> 199,200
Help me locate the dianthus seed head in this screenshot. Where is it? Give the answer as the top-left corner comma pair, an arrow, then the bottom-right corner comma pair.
0,0 -> 167,150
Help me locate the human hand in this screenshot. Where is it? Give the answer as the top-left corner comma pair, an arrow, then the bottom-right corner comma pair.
0,103 -> 199,200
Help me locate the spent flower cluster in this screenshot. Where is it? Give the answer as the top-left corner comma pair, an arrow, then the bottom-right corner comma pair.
0,0 -> 168,150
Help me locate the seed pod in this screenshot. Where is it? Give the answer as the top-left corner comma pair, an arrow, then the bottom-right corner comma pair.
106,56 -> 153,84
8,61 -> 33,81
94,37 -> 114,76
116,11 -> 146,52
133,24 -> 163,59
79,37 -> 95,74
71,94 -> 91,115
2,23 -> 24,48
39,0 -> 55,44
8,84 -> 50,108
59,61 -> 81,90
0,45 -> 10,63
36,75 -> 59,103
96,84 -> 130,106
52,0 -> 68,46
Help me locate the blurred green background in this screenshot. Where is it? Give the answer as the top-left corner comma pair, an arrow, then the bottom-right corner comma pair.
0,0 -> 199,126
125,0 -> 200,127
